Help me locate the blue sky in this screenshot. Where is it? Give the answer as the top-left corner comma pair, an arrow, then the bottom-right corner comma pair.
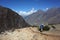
0,0 -> 60,16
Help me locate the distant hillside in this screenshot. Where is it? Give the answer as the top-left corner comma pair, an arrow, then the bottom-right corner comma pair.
25,8 -> 60,26
43,8 -> 60,24
0,6 -> 30,33
25,10 -> 45,26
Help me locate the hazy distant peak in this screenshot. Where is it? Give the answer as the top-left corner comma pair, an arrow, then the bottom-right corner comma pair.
37,9 -> 44,12
25,7 -> 60,25
47,7 -> 60,10
34,9 -> 45,14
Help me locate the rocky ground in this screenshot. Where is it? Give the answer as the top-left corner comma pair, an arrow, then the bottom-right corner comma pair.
0,27 -> 60,40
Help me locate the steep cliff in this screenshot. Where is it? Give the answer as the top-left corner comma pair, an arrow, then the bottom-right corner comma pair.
0,6 -> 30,33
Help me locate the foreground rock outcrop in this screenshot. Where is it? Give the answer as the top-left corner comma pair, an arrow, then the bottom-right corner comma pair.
0,6 -> 30,33
0,27 -> 60,40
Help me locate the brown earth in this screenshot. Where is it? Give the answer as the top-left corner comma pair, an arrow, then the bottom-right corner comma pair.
0,27 -> 60,40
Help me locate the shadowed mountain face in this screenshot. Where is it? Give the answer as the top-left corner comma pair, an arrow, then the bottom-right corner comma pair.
25,8 -> 60,26
0,6 -> 30,33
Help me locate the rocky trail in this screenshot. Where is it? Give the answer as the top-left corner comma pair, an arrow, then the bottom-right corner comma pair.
0,27 -> 60,40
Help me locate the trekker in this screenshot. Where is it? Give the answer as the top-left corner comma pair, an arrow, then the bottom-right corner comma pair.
39,24 -> 44,32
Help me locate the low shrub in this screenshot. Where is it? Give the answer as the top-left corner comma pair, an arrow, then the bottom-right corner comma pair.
51,25 -> 56,29
43,25 -> 50,31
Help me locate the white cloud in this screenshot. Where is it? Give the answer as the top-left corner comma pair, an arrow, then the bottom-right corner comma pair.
27,8 -> 37,15
18,8 -> 37,16
46,8 -> 49,10
19,11 -> 26,15
43,8 -> 49,11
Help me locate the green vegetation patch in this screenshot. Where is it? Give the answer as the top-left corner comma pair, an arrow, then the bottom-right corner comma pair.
43,25 -> 50,31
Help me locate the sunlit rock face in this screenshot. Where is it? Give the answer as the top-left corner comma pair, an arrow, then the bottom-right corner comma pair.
0,6 -> 30,33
